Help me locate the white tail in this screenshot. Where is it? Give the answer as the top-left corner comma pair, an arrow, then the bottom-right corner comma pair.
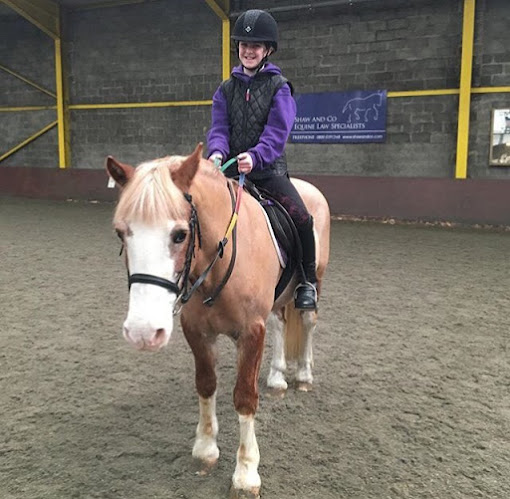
284,303 -> 305,362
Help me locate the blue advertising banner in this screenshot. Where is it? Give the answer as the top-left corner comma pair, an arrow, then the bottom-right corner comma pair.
290,90 -> 387,143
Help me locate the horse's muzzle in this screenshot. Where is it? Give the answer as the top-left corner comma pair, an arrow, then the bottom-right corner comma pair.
123,323 -> 170,351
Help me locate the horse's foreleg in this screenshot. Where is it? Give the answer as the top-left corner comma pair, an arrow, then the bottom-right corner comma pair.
232,320 -> 265,497
184,329 -> 219,469
193,392 -> 219,469
266,310 -> 288,391
296,310 -> 317,391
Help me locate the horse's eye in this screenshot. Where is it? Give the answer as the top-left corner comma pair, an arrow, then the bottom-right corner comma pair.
172,229 -> 187,244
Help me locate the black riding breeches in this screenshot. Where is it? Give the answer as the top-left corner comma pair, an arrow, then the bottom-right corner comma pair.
251,174 -> 311,229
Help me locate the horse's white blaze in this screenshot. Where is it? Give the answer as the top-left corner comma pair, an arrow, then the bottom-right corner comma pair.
123,221 -> 177,349
266,312 -> 288,390
232,414 -> 261,491
192,394 -> 219,463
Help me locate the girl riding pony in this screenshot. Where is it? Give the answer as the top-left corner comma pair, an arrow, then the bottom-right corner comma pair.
207,9 -> 318,310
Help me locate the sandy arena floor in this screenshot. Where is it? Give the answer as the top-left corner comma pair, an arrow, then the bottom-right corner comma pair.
1,196 -> 510,499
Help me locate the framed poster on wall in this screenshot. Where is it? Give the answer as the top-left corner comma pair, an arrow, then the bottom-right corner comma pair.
489,108 -> 510,166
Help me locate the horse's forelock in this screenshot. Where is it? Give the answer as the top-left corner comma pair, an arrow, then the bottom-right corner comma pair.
113,156 -> 188,225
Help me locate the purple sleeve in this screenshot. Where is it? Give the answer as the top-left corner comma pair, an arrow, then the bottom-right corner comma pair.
206,87 -> 230,159
248,83 -> 297,171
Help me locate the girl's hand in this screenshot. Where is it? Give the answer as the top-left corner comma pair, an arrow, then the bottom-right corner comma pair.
237,152 -> 253,174
209,152 -> 223,167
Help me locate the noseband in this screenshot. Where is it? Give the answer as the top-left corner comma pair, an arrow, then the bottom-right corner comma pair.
128,273 -> 181,295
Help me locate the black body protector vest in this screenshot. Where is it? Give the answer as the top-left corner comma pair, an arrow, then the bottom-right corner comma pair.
220,72 -> 292,180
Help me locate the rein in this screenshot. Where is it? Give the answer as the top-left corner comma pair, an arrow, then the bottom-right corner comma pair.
123,160 -> 245,313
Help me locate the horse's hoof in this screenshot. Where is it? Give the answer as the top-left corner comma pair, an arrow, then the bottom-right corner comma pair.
297,381 -> 313,392
192,457 -> 217,476
265,387 -> 286,399
229,485 -> 260,499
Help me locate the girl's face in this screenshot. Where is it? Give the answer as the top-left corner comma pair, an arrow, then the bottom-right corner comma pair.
238,42 -> 270,71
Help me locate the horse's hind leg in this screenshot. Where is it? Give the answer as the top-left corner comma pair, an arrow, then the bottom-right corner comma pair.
183,327 -> 219,471
266,310 -> 288,392
279,304 -> 316,391
296,310 -> 317,391
232,319 -> 265,498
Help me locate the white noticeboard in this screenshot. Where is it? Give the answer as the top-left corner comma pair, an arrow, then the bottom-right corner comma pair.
490,109 -> 510,166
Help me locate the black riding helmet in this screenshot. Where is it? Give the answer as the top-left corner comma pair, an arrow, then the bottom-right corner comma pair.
232,9 -> 278,51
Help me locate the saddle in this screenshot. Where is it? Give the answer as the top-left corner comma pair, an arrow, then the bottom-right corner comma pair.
243,179 -> 302,301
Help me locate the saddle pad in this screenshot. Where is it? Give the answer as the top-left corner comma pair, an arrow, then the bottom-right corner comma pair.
258,203 -> 287,268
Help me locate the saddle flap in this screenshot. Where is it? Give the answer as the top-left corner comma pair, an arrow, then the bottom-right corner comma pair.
243,180 -> 300,301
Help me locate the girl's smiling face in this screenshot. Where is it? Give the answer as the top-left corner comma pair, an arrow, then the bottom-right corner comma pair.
238,42 -> 271,72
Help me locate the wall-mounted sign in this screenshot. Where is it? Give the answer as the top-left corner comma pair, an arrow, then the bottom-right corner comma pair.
489,108 -> 510,166
290,90 -> 387,144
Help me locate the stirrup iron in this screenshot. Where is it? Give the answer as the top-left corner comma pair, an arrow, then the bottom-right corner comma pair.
294,281 -> 318,310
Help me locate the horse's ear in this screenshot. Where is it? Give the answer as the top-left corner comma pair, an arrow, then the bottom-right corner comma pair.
105,156 -> 135,187
172,143 -> 203,192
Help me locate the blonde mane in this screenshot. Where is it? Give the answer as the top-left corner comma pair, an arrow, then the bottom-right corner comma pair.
113,156 -> 189,225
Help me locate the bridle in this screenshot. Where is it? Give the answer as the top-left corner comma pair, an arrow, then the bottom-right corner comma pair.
122,180 -> 240,315
126,192 -> 200,312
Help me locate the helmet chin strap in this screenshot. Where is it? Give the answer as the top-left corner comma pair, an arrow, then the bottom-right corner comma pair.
249,56 -> 268,74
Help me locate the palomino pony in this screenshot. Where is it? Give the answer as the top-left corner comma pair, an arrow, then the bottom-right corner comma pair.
106,143 -> 330,498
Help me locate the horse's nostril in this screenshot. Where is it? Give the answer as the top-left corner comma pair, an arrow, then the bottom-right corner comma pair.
155,328 -> 166,343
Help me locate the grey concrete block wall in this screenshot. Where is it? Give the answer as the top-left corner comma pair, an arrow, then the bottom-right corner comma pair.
264,0 -> 463,177
66,0 -> 221,105
470,0 -> 510,179
64,0 -> 221,168
71,106 -> 211,169
287,96 -> 459,177
0,16 -> 58,167
0,111 -> 58,168
1,0 -> 222,169
274,0 -> 462,92
0,0 -> 509,178
242,0 -> 509,178
0,17 -> 56,104
473,0 -> 510,88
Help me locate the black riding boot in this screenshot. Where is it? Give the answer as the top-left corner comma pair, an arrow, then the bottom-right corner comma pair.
295,218 -> 318,310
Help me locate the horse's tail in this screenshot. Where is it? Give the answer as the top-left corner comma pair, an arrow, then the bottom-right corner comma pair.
284,303 -> 304,362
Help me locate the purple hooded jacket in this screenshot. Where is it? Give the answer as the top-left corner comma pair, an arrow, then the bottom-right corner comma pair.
206,63 -> 296,172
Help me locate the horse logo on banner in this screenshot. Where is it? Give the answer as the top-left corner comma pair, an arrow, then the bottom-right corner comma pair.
342,92 -> 384,123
